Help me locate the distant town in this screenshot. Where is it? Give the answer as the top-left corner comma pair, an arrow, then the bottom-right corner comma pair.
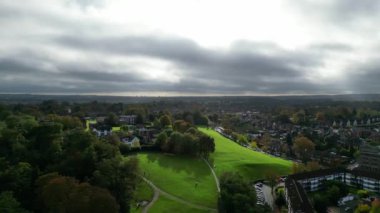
0,95 -> 379,213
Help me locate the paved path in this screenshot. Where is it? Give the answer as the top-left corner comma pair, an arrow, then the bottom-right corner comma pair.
203,158 -> 220,193
142,180 -> 160,213
261,184 -> 274,209
140,176 -> 217,212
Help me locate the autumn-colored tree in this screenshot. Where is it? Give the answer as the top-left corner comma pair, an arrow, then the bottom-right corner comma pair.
292,162 -> 306,174
306,161 -> 321,171
265,170 -> 279,193
173,120 -> 191,133
356,204 -> 371,213
293,136 -> 315,163
315,112 -> 326,123
35,173 -> 119,213
259,133 -> 272,151
371,199 -> 380,213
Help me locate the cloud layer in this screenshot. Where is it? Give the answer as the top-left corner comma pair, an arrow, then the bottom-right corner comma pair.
0,0 -> 380,95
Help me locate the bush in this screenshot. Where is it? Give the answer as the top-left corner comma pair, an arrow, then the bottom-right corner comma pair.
357,190 -> 369,198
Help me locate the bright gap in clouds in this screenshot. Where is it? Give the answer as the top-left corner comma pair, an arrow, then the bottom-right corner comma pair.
123,57 -> 181,83
88,0 -> 312,49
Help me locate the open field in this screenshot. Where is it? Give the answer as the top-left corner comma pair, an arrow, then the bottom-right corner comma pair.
198,127 -> 292,180
134,153 -> 218,208
149,196 -> 213,213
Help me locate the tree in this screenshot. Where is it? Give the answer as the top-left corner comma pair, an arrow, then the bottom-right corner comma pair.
153,118 -> 161,129
219,172 -> 257,213
105,113 -> 119,127
265,170 -> 279,193
356,204 -> 371,213
36,173 -> 118,213
135,114 -> 144,125
237,135 -> 248,146
313,194 -> 328,213
293,136 -> 315,163
286,133 -> 293,155
167,132 -> 184,154
259,133 -> 272,152
315,112 -> 326,123
29,123 -> 63,170
326,185 -> 340,205
92,157 -> 138,213
357,189 -> 369,198
155,132 -> 168,151
46,115 -> 83,130
58,130 -> 97,180
292,162 -> 306,174
371,199 -> 380,213
193,111 -> 209,126
159,115 -> 171,127
0,191 -> 28,213
173,120 -> 191,133
198,134 -> 215,158
305,161 -> 321,171
275,190 -> 286,210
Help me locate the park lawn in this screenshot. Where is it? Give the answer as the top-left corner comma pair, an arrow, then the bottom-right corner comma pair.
135,153 -> 218,208
149,196 -> 213,213
112,126 -> 121,132
198,127 -> 292,180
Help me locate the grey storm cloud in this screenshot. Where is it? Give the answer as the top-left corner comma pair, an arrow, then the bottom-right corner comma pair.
1,0 -> 380,95
0,34 -> 342,95
289,0 -> 380,28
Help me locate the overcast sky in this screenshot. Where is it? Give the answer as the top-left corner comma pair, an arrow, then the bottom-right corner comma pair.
1,0 -> 380,96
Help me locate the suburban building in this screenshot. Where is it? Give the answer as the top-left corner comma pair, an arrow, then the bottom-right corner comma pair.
121,137 -> 141,149
119,115 -> 137,125
359,143 -> 380,173
285,168 -> 380,212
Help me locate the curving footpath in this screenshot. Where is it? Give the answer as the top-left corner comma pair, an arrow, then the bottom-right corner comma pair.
140,176 -> 217,212
202,158 -> 220,193
142,181 -> 160,213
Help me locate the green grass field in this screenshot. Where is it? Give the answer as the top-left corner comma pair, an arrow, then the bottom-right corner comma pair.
135,153 -> 218,208
149,196 -> 213,213
112,126 -> 121,132
198,127 -> 292,180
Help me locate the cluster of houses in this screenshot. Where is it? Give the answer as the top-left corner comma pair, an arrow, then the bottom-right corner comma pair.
231,110 -> 380,163
333,117 -> 380,128
84,115 -> 157,149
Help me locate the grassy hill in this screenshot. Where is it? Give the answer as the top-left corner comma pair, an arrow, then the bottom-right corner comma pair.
130,128 -> 292,212
135,153 -> 218,208
149,196 -> 213,213
199,127 -> 292,180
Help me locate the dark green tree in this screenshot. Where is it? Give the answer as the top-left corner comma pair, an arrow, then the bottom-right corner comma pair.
219,172 -> 257,213
92,157 -> 139,213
